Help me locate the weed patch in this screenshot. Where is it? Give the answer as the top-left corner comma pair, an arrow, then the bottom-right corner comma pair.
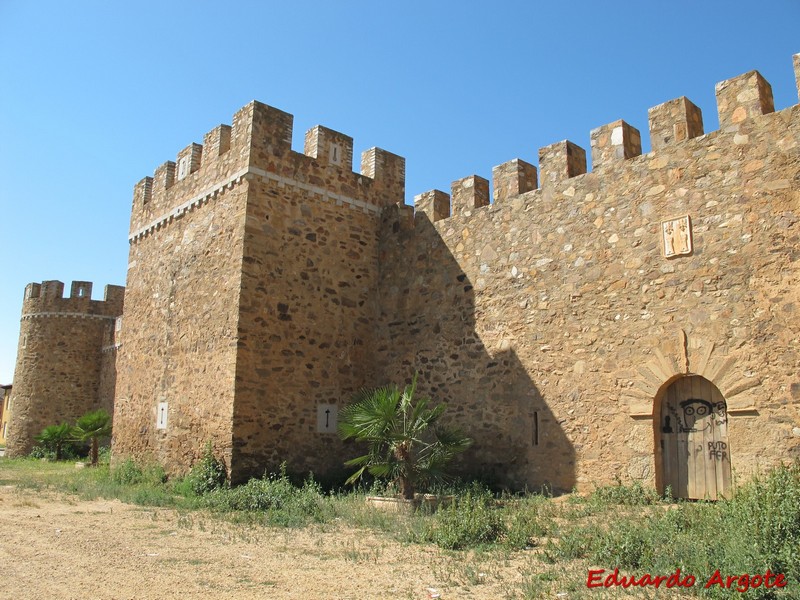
421,485 -> 503,550
200,468 -> 327,527
541,463 -> 800,598
183,443 -> 227,495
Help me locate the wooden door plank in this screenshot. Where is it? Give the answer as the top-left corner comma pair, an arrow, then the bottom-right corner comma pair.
679,377 -> 697,499
712,383 -> 732,498
674,379 -> 690,499
701,377 -> 718,500
689,377 -> 703,500
712,383 -> 726,499
660,390 -> 677,498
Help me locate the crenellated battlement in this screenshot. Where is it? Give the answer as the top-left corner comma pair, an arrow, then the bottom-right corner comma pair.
411,55 -> 800,225
129,101 -> 405,242
21,280 -> 124,319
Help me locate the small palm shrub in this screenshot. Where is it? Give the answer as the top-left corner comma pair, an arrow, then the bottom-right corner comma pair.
34,423 -> 74,460
338,375 -> 472,499
73,409 -> 112,466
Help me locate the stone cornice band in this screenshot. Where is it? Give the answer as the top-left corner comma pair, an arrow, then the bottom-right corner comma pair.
128,166 -> 381,243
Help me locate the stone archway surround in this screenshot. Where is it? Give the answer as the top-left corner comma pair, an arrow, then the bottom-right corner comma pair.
620,329 -> 760,493
623,329 -> 760,419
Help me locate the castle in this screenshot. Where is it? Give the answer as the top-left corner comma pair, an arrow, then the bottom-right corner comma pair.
7,54 -> 800,498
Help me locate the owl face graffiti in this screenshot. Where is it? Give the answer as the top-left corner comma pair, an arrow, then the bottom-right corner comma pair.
663,397 -> 728,435
679,398 -> 714,432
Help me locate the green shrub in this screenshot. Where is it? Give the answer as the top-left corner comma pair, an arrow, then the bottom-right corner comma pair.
111,458 -> 166,487
202,467 -> 327,526
422,485 -> 504,550
97,446 -> 111,465
590,519 -> 654,569
127,485 -> 177,507
542,525 -> 600,562
575,463 -> 800,599
29,445 -> 54,460
111,458 -> 142,485
704,462 -> 800,596
30,440 -> 84,461
504,504 -> 550,549
185,444 -> 227,495
588,478 -> 662,507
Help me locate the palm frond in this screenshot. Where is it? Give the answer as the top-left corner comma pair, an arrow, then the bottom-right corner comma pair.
344,453 -> 372,468
434,425 -> 473,454
73,409 -> 112,441
344,465 -> 368,486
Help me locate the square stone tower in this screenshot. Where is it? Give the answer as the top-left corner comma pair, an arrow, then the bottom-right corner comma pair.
112,102 -> 404,481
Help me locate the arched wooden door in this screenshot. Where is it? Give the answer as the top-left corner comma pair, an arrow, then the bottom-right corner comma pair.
659,376 -> 731,500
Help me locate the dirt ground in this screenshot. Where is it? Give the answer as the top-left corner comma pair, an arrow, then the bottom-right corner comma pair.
0,485 -> 544,600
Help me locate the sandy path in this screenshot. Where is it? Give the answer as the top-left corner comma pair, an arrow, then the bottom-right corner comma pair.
0,486 -> 534,599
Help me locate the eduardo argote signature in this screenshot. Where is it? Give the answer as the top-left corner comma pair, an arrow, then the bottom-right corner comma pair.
587,567 -> 788,593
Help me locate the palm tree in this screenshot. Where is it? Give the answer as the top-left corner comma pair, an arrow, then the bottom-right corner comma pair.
73,409 -> 112,466
34,423 -> 74,460
338,376 -> 472,500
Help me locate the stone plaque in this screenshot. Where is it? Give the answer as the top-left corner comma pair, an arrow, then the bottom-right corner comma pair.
317,404 -> 338,434
156,401 -> 168,430
661,215 -> 692,258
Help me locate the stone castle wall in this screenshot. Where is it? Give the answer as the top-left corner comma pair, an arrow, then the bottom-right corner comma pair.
376,66 -> 800,491
102,53 -> 800,493
112,104 -> 256,472
6,281 -> 124,456
232,108 -> 405,481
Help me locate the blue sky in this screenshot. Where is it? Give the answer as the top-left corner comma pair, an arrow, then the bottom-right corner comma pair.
0,1 -> 798,383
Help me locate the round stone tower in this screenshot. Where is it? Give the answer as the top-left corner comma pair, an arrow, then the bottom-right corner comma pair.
6,280 -> 124,456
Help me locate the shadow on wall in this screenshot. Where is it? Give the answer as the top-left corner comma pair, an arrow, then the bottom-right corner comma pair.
376,207 -> 576,493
